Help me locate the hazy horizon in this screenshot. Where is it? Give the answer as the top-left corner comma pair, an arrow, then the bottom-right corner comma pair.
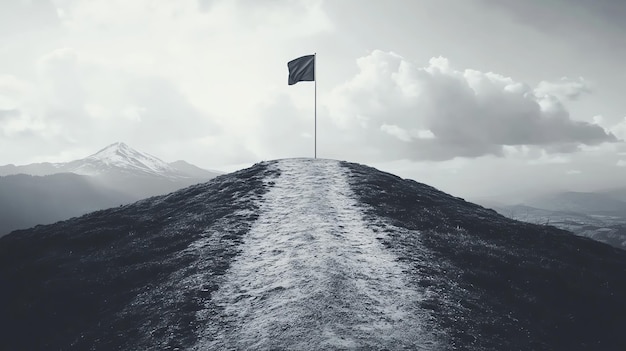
2,0 -> 626,201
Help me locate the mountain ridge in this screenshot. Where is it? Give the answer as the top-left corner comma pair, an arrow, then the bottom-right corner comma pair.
0,143 -> 222,236
488,203 -> 626,250
1,158 -> 625,350
0,142 -> 221,179
523,190 -> 626,216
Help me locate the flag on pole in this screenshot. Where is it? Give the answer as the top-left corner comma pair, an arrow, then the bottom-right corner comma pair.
288,53 -> 317,158
287,55 -> 315,85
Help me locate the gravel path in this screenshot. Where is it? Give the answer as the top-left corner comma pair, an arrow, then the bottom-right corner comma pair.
196,159 -> 437,350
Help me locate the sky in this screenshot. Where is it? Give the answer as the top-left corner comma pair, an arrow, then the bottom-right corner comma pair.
2,0 -> 626,203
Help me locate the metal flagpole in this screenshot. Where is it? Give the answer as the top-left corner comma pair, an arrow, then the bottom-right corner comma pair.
314,52 -> 317,159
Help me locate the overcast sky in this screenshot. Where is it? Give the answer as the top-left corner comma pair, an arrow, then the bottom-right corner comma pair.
2,0 -> 626,202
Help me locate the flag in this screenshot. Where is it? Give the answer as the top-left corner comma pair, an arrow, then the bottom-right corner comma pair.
288,55 -> 315,85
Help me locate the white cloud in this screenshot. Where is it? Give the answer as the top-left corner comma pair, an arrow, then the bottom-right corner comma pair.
1,46 -> 222,155
327,50 -> 616,161
608,117 -> 626,140
121,106 -> 146,122
381,124 -> 435,142
0,75 -> 48,139
535,77 -> 591,101
251,94 -> 313,159
0,75 -> 32,110
0,0 -> 334,166
1,0 -> 624,196
527,151 -> 571,165
51,0 -> 332,119
380,124 -> 411,142
592,115 -> 605,125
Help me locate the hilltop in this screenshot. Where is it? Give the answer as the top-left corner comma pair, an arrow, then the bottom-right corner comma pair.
1,159 -> 625,350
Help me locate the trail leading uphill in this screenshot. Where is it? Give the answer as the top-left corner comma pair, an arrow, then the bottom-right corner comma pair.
1,158 -> 626,351
198,159 -> 437,349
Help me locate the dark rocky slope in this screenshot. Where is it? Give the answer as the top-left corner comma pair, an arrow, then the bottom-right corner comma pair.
342,161 -> 626,350
0,173 -> 135,236
0,159 -> 625,350
0,163 -> 276,350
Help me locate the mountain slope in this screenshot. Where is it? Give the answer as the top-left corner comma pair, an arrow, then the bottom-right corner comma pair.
1,159 -> 625,350
487,204 -> 626,250
342,162 -> 626,350
0,143 -> 222,236
0,173 -> 134,235
524,191 -> 626,217
168,160 -> 220,178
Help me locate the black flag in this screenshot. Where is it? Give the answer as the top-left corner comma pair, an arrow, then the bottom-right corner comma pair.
288,55 -> 315,85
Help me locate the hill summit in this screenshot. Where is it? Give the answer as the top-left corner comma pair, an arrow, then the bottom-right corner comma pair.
1,158 -> 625,350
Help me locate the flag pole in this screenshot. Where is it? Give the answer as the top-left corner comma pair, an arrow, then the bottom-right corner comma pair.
314,52 -> 317,159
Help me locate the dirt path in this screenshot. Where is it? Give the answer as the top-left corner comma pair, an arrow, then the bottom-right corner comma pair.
196,159 -> 437,350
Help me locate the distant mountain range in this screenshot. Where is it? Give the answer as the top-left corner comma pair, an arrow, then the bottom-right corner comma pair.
480,191 -> 626,250
0,142 -> 222,236
0,142 -> 218,179
524,191 -> 626,217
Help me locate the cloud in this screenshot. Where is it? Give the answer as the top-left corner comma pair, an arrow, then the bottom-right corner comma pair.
0,0 -> 60,39
535,77 -> 591,101
37,48 -> 85,109
527,151 -> 571,165
2,47 -> 220,152
0,75 -> 32,110
608,117 -> 626,140
0,109 -> 18,120
253,94 -> 313,159
327,50 -> 617,161
380,124 -> 435,142
0,74 -> 46,138
480,0 -> 626,47
0,0 -> 335,166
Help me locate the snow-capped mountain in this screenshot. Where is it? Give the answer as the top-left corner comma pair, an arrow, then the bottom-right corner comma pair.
0,143 -> 222,236
2,158 -> 625,350
0,142 -> 220,179
64,142 -> 182,178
